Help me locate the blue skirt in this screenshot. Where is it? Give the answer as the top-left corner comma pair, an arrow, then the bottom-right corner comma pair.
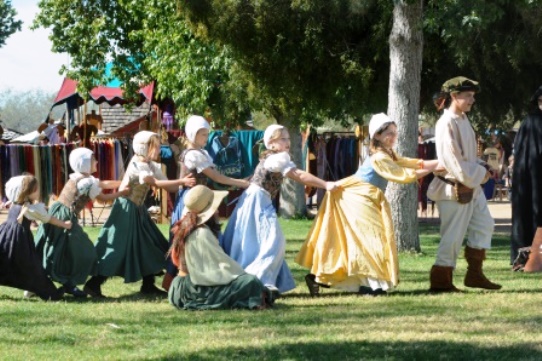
221,185 -> 295,293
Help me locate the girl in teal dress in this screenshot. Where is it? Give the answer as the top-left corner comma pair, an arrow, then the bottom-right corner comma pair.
35,147 -> 128,297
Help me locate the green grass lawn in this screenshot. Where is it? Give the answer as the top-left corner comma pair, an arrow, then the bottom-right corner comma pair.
1,220 -> 542,360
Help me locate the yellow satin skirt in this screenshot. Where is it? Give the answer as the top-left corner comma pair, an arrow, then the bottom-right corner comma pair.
296,176 -> 398,291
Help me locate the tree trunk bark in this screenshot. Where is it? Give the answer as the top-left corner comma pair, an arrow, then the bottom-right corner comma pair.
387,0 -> 424,252
279,122 -> 306,218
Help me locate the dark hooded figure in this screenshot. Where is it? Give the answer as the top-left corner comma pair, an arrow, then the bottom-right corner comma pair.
511,86 -> 542,269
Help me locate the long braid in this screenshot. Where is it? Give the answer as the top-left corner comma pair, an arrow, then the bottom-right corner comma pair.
168,212 -> 198,268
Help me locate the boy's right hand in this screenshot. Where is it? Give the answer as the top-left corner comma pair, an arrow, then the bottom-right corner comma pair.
64,221 -> 73,230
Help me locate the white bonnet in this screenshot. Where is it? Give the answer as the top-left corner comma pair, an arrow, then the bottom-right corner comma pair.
369,113 -> 393,138
69,147 -> 94,174
263,124 -> 284,149
185,115 -> 210,143
133,131 -> 158,156
5,175 -> 28,202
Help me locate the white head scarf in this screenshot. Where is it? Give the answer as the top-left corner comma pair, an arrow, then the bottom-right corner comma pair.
5,175 -> 27,202
185,115 -> 210,143
69,147 -> 94,174
133,131 -> 157,157
263,124 -> 284,149
369,113 -> 393,138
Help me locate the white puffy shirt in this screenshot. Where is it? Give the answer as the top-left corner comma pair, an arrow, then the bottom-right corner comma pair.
69,173 -> 102,200
184,149 -> 215,173
125,160 -> 168,184
22,202 -> 51,223
263,152 -> 297,176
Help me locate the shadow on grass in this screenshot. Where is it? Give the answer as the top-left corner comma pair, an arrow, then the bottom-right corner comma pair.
149,339 -> 542,361
0,291 -> 169,304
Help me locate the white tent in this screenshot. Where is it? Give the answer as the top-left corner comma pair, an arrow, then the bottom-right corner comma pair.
11,130 -> 40,144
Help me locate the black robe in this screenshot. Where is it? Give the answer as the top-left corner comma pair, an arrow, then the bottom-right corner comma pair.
511,107 -> 542,263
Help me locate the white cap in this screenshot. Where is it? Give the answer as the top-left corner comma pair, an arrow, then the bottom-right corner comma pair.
5,175 -> 26,202
263,124 -> 284,149
369,113 -> 393,138
69,147 -> 94,174
185,115 -> 210,143
133,131 -> 157,156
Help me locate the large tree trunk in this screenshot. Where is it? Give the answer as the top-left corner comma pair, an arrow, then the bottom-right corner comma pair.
269,107 -> 307,219
279,122 -> 306,218
387,0 -> 424,252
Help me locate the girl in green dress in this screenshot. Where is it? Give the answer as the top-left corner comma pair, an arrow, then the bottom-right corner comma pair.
35,147 -> 128,297
84,131 -> 196,298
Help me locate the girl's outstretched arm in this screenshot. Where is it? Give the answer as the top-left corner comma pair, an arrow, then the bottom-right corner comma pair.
286,169 -> 337,191
202,167 -> 250,189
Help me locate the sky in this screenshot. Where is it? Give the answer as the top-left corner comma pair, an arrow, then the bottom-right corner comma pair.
0,0 -> 67,93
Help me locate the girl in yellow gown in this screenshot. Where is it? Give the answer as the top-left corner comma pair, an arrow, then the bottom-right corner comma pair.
296,114 -> 440,296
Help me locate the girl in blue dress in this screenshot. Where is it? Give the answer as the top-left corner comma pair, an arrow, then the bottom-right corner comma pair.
221,124 -> 337,295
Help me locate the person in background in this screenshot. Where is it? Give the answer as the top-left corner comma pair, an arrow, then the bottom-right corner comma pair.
296,114 -> 440,297
511,86 -> 542,272
427,76 -> 501,292
37,134 -> 49,146
0,175 -> 71,300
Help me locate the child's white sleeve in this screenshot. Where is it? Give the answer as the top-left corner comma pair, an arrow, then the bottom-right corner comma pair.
77,177 -> 102,200
263,152 -> 297,175
184,150 -> 214,173
24,203 -> 51,223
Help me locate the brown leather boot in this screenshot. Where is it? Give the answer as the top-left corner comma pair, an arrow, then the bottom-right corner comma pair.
464,246 -> 502,290
429,265 -> 460,293
161,273 -> 174,292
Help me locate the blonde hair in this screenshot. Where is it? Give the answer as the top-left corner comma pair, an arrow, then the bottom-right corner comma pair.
146,134 -> 162,160
261,128 -> 284,159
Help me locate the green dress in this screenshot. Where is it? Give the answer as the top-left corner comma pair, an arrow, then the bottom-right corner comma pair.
93,161 -> 169,283
168,226 -> 273,310
35,179 -> 97,286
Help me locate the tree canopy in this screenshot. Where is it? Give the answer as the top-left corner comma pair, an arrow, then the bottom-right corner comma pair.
33,0 -> 251,126
0,88 -> 57,133
0,0 -> 22,48
422,0 -> 542,131
181,0 -> 391,125
33,0 -> 542,131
